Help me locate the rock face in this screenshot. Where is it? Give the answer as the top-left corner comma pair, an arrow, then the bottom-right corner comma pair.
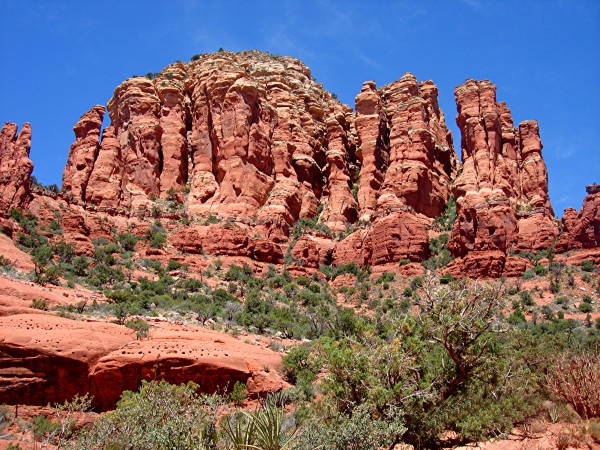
61,53 -> 459,253
62,105 -> 105,200
556,184 -> 600,251
354,75 -> 458,221
62,52 -> 357,238
4,51 -> 592,275
447,80 -> 558,276
0,313 -> 287,412
0,122 -> 33,213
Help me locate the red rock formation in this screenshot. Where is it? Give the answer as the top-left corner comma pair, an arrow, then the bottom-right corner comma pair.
0,313 -> 287,412
448,79 -> 558,276
84,126 -> 124,207
0,122 -> 33,212
353,75 -> 458,221
291,235 -> 336,268
556,184 -> 600,251
62,53 -> 352,238
62,105 -> 105,200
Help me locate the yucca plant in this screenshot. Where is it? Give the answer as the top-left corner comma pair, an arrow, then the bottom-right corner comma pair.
221,412 -> 256,450
247,403 -> 299,450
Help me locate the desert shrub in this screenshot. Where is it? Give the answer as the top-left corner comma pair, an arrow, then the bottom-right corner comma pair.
582,260 -> 594,272
115,233 -> 139,252
520,290 -> 535,307
376,272 -> 395,284
125,319 -> 150,339
522,269 -> 535,280
72,381 -> 224,450
309,276 -> 543,448
229,381 -> 248,407
31,415 -> 60,441
149,231 -> 167,249
433,196 -> 457,231
534,264 -> 549,276
547,351 -> 600,419
31,298 -> 48,310
579,302 -> 593,313
52,240 -> 75,263
71,255 -> 89,276
167,259 -> 183,271
424,233 -> 453,270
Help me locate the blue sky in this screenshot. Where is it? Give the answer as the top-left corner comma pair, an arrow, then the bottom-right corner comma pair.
0,0 -> 598,216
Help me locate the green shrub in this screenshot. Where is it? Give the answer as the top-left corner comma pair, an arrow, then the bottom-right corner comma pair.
582,260 -> 594,272
520,291 -> 535,307
30,298 -> 48,310
229,381 -> 248,407
73,381 -> 223,450
579,302 -> 593,313
114,233 -> 138,252
150,232 -> 167,249
534,264 -> 549,276
522,269 -> 535,280
31,414 -> 59,441
125,319 -> 150,339
167,259 -> 183,271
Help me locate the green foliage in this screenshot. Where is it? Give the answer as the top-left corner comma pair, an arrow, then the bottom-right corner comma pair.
522,269 -> 536,280
150,231 -> 167,249
376,272 -> 395,284
73,381 -> 224,450
290,217 -> 332,240
125,319 -> 150,339
579,302 -> 593,313
53,240 -> 75,264
167,259 -> 185,272
245,403 -> 299,450
229,381 -> 248,407
307,277 -> 545,448
31,298 -> 48,311
115,233 -> 139,252
424,233 -> 453,270
520,290 -> 535,307
434,196 -> 457,231
582,260 -> 595,272
319,262 -> 370,281
31,414 -> 60,441
534,264 -> 549,276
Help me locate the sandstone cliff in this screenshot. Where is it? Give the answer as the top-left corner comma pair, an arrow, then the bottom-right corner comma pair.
0,122 -> 33,213
556,184 -> 600,251
446,79 -> 558,276
3,51 -> 595,276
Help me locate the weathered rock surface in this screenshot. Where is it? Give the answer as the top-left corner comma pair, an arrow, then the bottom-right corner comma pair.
0,313 -> 287,412
4,52 -> 596,277
556,184 -> 600,251
62,105 -> 105,200
0,122 -> 33,213
354,76 -> 458,221
448,79 -> 558,276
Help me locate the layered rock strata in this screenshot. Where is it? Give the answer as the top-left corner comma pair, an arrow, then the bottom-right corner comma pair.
0,122 -> 33,212
447,79 -> 558,276
556,184 -> 600,251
